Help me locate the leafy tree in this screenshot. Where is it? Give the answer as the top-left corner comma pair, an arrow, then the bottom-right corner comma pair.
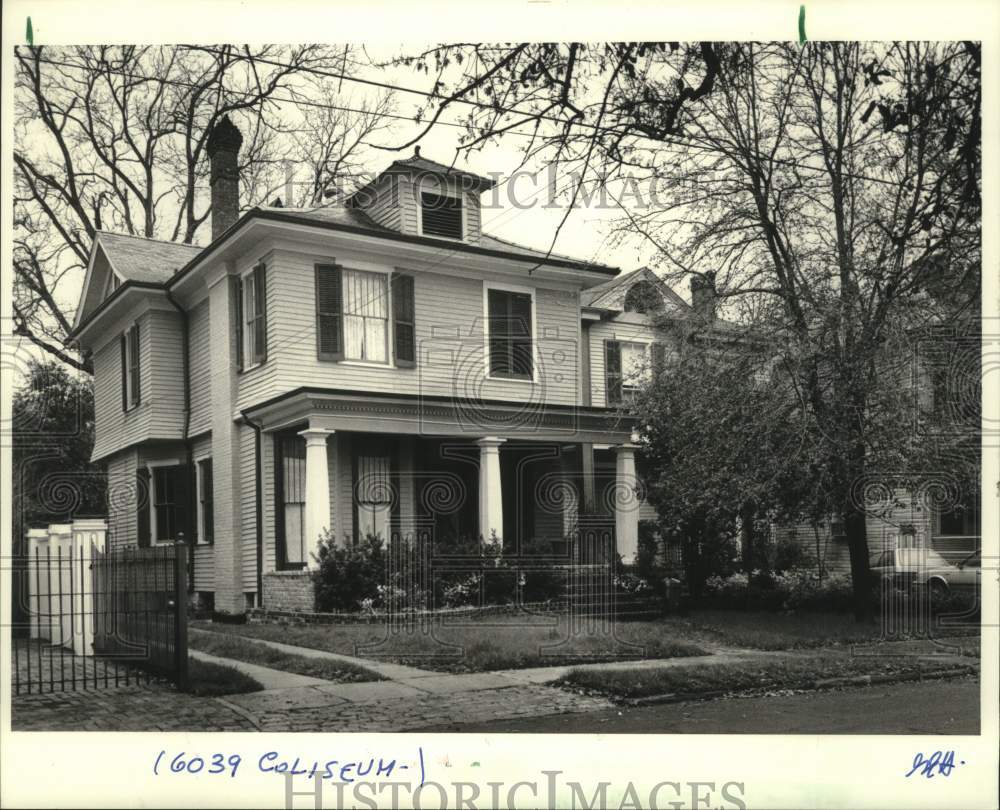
12,360 -> 105,536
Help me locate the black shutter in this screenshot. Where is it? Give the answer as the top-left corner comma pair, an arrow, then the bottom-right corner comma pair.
120,334 -> 128,411
234,275 -> 245,371
129,324 -> 141,406
136,468 -> 151,548
392,272 -> 415,367
605,340 -> 622,405
315,263 -> 344,360
487,290 -> 509,376
253,263 -> 268,365
509,292 -> 533,378
651,343 -> 666,378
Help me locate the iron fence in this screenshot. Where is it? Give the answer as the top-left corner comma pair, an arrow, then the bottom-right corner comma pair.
12,541 -> 188,695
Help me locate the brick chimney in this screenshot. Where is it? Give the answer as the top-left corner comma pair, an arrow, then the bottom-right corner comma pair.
690,272 -> 717,322
206,115 -> 243,240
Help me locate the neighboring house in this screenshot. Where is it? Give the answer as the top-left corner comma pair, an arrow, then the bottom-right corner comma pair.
68,116 -> 677,616
588,270 -> 981,577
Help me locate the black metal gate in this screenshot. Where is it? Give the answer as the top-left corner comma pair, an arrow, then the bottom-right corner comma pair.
12,541 -> 189,695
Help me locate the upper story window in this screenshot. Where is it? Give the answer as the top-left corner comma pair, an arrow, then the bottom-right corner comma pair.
237,262 -> 268,370
315,264 -> 416,366
344,269 -> 389,362
420,190 -> 463,240
605,340 -> 652,405
486,286 -> 533,380
120,323 -> 141,411
623,280 -> 660,313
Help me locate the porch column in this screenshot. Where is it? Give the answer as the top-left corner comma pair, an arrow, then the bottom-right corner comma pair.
476,436 -> 506,542
299,427 -> 335,568
614,443 -> 640,564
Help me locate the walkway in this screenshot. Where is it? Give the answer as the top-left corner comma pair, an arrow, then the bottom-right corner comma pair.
11,630 -> 978,733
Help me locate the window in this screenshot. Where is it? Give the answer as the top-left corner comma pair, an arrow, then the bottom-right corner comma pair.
487,287 -> 533,379
276,433 -> 307,569
152,466 -> 180,543
120,323 -> 141,411
420,191 -> 463,239
392,273 -> 415,367
343,269 -> 388,362
605,340 -> 648,404
241,262 -> 267,368
355,455 -> 392,541
316,265 -> 416,367
197,458 -> 214,544
937,503 -> 980,537
623,280 -> 660,314
315,263 -> 344,360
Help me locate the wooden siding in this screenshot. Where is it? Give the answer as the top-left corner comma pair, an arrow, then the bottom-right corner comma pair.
238,422 -> 259,594
191,433 -> 214,592
360,175 -> 402,232
106,447 -> 139,550
187,299 -> 212,437
91,308 -> 186,461
245,248 -> 581,409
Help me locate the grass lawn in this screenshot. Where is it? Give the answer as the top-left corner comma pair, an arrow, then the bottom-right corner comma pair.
675,609 -> 981,651
183,657 -> 262,697
188,630 -> 383,682
555,655 -> 976,701
191,615 -> 708,673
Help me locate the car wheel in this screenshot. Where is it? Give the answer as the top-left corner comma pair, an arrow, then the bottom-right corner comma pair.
929,579 -> 948,599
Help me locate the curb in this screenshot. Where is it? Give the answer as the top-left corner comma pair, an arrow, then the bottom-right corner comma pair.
623,665 -> 978,707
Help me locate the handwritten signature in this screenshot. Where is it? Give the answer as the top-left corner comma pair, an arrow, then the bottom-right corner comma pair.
905,750 -> 964,779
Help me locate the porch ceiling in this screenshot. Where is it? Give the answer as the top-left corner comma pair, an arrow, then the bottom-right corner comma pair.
242,386 -> 636,443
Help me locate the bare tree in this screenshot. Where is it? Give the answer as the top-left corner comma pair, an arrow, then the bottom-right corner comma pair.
13,44 -> 393,371
413,40 -> 980,619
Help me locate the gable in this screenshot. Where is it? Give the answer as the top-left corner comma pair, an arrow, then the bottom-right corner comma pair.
583,267 -> 689,316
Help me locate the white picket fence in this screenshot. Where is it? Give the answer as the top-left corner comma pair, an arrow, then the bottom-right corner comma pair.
24,519 -> 107,657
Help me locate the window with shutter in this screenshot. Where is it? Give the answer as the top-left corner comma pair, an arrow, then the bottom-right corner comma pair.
244,262 -> 268,367
153,466 -> 178,542
197,458 -> 214,544
315,264 -> 344,360
343,269 -> 389,362
234,275 -> 245,371
487,288 -> 533,379
136,469 -> 151,548
121,324 -> 140,410
128,324 -> 141,406
392,272 -> 415,367
605,340 -> 623,405
420,191 -> 463,239
120,334 -> 128,411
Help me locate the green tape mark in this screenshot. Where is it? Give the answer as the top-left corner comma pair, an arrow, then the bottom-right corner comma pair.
471,762 -> 480,767
26,16 -> 33,46
798,5 -> 807,44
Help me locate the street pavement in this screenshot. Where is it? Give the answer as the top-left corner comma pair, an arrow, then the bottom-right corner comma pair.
412,677 -> 982,734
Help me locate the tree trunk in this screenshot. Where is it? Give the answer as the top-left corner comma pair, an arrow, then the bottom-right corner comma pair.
843,440 -> 873,622
740,500 -> 756,574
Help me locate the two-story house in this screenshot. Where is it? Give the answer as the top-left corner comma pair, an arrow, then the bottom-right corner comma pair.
68,116 -> 688,616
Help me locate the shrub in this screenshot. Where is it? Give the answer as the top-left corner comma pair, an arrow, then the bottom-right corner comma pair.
312,531 -> 567,614
313,532 -> 387,612
702,568 -> 854,612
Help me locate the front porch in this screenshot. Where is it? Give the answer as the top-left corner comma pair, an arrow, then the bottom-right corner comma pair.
246,389 -> 641,610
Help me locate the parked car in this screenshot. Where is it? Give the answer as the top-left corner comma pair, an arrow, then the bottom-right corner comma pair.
870,547 -> 980,597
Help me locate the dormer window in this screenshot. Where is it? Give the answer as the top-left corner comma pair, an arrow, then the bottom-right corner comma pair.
420,190 -> 463,240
